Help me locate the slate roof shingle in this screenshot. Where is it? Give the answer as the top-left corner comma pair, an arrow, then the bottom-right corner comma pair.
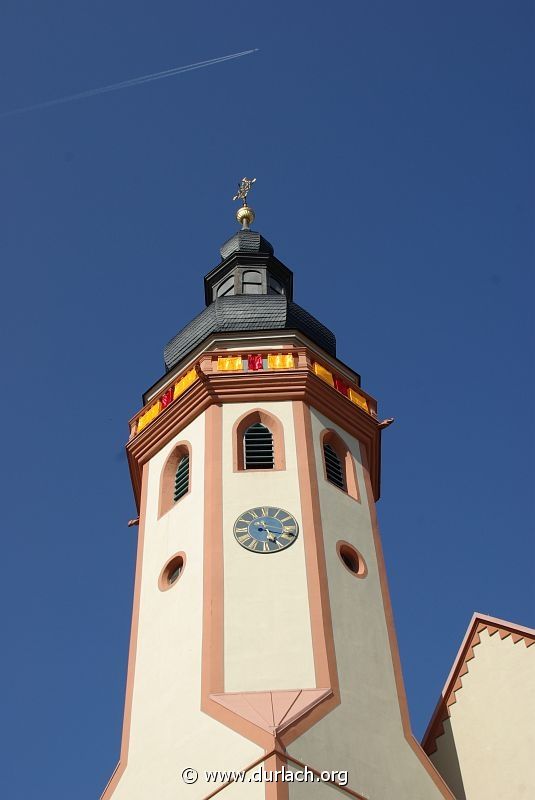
163,294 -> 336,371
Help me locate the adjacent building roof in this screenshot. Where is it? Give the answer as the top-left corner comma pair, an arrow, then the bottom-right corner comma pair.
422,612 -> 535,755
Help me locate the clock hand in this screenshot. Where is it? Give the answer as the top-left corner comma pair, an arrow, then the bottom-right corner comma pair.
273,527 -> 295,537
253,523 -> 293,539
253,524 -> 275,539
265,526 -> 296,538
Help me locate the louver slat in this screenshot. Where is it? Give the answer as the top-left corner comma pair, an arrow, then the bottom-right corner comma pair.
174,455 -> 190,501
244,423 -> 274,469
324,443 -> 345,490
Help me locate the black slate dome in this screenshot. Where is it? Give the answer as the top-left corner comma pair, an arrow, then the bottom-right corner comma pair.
164,295 -> 336,371
162,221 -> 336,372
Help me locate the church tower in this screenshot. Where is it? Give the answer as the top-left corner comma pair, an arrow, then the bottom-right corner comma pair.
101,181 -> 454,800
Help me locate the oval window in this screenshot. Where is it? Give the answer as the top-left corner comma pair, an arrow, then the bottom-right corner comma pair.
158,553 -> 186,591
336,541 -> 367,578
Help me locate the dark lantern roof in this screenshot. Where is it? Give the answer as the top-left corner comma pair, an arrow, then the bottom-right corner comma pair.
162,219 -> 336,372
219,229 -> 274,260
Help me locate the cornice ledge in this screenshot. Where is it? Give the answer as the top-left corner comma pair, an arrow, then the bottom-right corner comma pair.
126,369 -> 381,511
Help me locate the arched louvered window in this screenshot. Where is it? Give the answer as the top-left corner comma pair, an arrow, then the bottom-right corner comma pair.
159,442 -> 192,518
321,430 -> 360,501
323,442 -> 346,490
233,410 -> 285,472
174,454 -> 190,501
244,422 -> 274,469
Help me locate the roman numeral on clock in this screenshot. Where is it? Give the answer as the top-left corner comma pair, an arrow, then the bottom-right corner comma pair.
234,507 -> 298,553
283,525 -> 296,534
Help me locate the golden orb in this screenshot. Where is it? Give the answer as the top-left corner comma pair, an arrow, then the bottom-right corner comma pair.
236,205 -> 255,228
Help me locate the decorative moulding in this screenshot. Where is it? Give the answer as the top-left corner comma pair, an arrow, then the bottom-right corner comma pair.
126,361 -> 382,511
209,688 -> 333,736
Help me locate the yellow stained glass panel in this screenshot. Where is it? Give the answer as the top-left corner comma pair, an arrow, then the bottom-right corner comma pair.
267,353 -> 294,369
313,362 -> 334,386
217,356 -> 243,372
173,368 -> 198,399
348,388 -> 369,412
137,401 -> 162,432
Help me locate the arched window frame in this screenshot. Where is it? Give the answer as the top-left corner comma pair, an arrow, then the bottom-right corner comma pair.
215,275 -> 235,298
241,269 -> 263,295
158,441 -> 192,518
233,409 -> 286,472
320,429 -> 360,502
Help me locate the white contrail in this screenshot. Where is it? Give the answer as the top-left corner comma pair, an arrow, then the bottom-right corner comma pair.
0,49 -> 258,119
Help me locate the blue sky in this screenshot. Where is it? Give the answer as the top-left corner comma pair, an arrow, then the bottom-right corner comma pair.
0,2 -> 533,797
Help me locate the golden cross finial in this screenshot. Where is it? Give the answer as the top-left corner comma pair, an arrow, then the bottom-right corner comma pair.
233,176 -> 256,205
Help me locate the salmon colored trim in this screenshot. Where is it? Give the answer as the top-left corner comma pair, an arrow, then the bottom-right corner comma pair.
422,613 -> 535,755
291,402 -> 338,689
276,401 -> 341,745
264,751 -> 289,800
157,551 -> 186,592
209,688 -> 332,736
157,440 -> 192,518
201,751 -> 278,800
136,345 -> 373,420
336,540 -> 368,578
127,380 -> 210,510
126,368 -> 381,510
201,403 -> 225,692
283,751 -> 368,799
320,428 -> 360,502
200,405 -> 272,749
201,401 -> 337,750
359,447 -> 455,798
200,749 -> 369,800
232,407 -> 286,471
100,463 -> 149,799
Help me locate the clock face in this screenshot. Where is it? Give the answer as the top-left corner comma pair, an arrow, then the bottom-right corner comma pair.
233,506 -> 299,554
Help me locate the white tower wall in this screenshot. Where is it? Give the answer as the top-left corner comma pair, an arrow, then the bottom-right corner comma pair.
106,412 -> 264,800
